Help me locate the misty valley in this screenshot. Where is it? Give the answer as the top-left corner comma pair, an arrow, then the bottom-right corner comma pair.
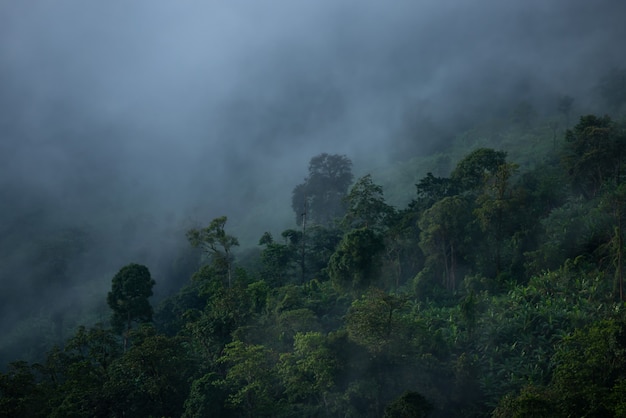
4,109 -> 626,416
2,1 -> 626,417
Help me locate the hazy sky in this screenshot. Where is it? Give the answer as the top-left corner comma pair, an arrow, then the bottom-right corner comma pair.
0,1 -> 625,359
1,0 -> 625,228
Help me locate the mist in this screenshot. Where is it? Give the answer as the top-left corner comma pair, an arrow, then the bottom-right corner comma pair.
1,0 -> 625,363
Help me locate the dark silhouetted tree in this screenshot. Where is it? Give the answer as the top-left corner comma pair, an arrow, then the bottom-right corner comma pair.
106,263 -> 155,350
384,391 -> 433,418
292,153 -> 354,227
415,172 -> 457,210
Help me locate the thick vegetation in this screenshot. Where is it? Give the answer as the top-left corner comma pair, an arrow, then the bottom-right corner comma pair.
3,107 -> 626,417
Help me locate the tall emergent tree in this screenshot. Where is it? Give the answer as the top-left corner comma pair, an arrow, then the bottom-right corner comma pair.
187,216 -> 239,288
292,153 -> 354,227
106,263 -> 155,350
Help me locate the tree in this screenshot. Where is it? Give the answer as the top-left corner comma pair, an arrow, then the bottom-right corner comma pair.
415,172 -> 457,210
524,198 -> 608,275
292,153 -> 354,227
599,183 -> 626,301
106,263 -> 155,351
187,216 -> 240,288
0,361 -> 46,417
345,289 -> 410,354
258,232 -> 299,286
418,196 -> 470,291
186,284 -> 253,361
328,228 -> 384,293
276,308 -> 322,348
303,225 -> 343,282
551,320 -> 626,417
451,148 -> 507,193
492,385 -> 556,418
183,372 -> 228,418
216,340 -> 278,417
473,162 -> 519,276
104,326 -> 195,418
562,115 -> 624,199
278,331 -> 337,414
44,325 -> 121,417
342,174 -> 395,231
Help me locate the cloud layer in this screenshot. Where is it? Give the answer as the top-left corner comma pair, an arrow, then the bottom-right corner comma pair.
0,0 -> 625,361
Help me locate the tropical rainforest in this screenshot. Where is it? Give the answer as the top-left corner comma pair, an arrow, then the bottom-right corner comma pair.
2,2 -> 626,417
3,88 -> 626,417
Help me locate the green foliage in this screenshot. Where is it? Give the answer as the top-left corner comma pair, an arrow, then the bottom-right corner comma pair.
187,216 -> 240,287
550,319 -> 626,417
418,195 -> 470,290
45,325 -> 120,416
303,225 -> 343,281
182,372 -> 228,418
10,111 -> 626,417
562,114 -> 624,199
154,277 -> 208,336
292,153 -> 354,227
276,308 -> 321,344
104,325 -> 195,417
216,340 -> 279,417
328,228 -> 385,293
451,148 -> 507,192
492,385 -> 557,418
475,262 -> 615,404
382,205 -> 424,289
0,361 -> 45,417
258,231 -> 299,286
473,162 -> 521,276
342,174 -> 395,231
345,289 -> 411,354
278,331 -> 337,412
106,263 -> 155,341
599,182 -> 626,301
186,284 -> 253,361
415,172 -> 457,209
525,198 -> 610,275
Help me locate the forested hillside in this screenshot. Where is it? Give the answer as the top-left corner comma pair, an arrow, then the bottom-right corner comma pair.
2,1 -> 626,417
3,104 -> 626,417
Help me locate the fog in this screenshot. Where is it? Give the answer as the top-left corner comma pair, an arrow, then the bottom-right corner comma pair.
1,0 -> 625,362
